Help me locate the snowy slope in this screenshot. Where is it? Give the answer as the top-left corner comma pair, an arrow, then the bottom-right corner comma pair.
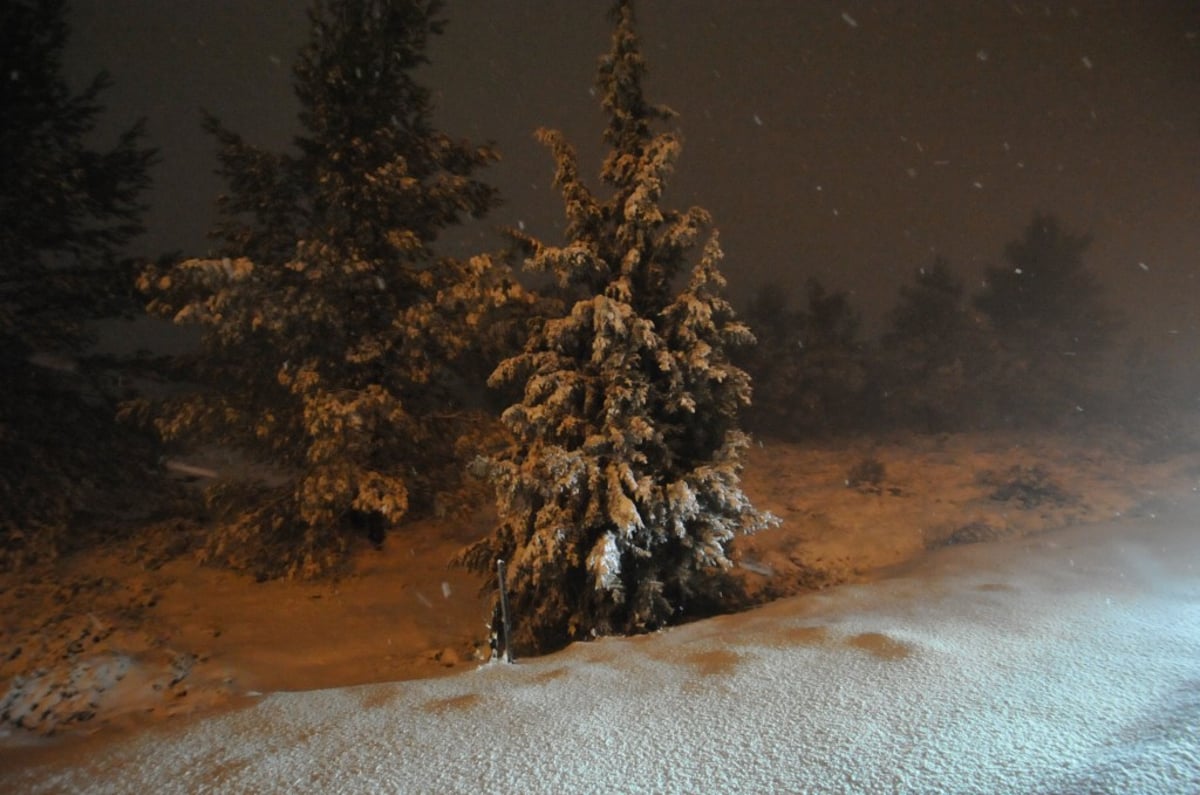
6,498 -> 1199,794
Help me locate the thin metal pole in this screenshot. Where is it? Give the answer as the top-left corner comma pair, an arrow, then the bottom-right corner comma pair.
496,558 -> 513,663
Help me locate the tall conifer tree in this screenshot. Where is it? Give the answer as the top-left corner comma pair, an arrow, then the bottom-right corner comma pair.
973,212 -> 1121,421
740,279 -> 867,439
1,0 -> 156,557
139,0 -> 507,576
879,259 -> 989,431
461,1 -> 772,655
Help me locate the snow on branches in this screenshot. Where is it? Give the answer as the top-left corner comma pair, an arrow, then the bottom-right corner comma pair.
459,0 -> 773,656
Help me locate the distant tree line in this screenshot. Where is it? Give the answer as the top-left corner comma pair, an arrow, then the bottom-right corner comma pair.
737,212 -> 1183,440
2,0 -> 1194,656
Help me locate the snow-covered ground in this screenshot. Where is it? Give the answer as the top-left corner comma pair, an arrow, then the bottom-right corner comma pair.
6,495 -> 1198,793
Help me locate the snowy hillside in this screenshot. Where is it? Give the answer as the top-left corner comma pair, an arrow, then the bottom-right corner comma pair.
6,494 -> 1197,794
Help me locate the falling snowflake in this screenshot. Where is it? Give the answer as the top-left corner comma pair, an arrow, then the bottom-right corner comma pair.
753,113 -> 764,126
841,11 -> 858,28
976,50 -> 989,62
1081,55 -> 1093,69
1138,261 -> 1150,271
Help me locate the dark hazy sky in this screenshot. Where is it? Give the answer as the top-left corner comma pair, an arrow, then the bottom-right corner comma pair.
65,1 -> 1199,346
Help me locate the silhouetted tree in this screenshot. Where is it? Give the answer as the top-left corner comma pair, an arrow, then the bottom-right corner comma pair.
737,282 -> 801,436
137,0 -> 516,577
798,279 -> 869,430
741,278 -> 868,439
0,0 -> 157,563
879,258 -> 994,431
458,0 -> 772,656
973,212 -> 1121,423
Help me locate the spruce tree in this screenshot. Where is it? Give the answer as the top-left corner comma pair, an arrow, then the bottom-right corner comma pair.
741,279 -> 867,439
792,279 -> 869,434
973,212 -> 1121,422
1,0 -> 157,561
138,0 -> 510,577
879,259 -> 991,431
459,0 -> 772,656
737,283 -> 802,438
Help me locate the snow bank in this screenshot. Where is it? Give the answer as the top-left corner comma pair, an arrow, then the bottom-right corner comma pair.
5,500 -> 1198,794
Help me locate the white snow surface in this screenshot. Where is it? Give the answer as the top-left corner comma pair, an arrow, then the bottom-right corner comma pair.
6,501 -> 1200,794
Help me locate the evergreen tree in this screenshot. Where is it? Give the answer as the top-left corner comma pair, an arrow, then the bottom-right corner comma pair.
879,258 -> 991,431
883,259 -> 963,348
738,282 -> 800,437
459,1 -> 772,656
1,0 -> 154,354
1,0 -> 157,562
741,278 -> 868,439
137,0 -> 513,577
973,212 -> 1121,422
794,278 -> 869,433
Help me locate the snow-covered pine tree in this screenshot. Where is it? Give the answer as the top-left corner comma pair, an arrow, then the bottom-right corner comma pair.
459,0 -> 773,655
136,0 -> 517,577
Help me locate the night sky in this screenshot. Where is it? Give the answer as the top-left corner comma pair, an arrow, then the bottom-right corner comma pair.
65,1 -> 1200,348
